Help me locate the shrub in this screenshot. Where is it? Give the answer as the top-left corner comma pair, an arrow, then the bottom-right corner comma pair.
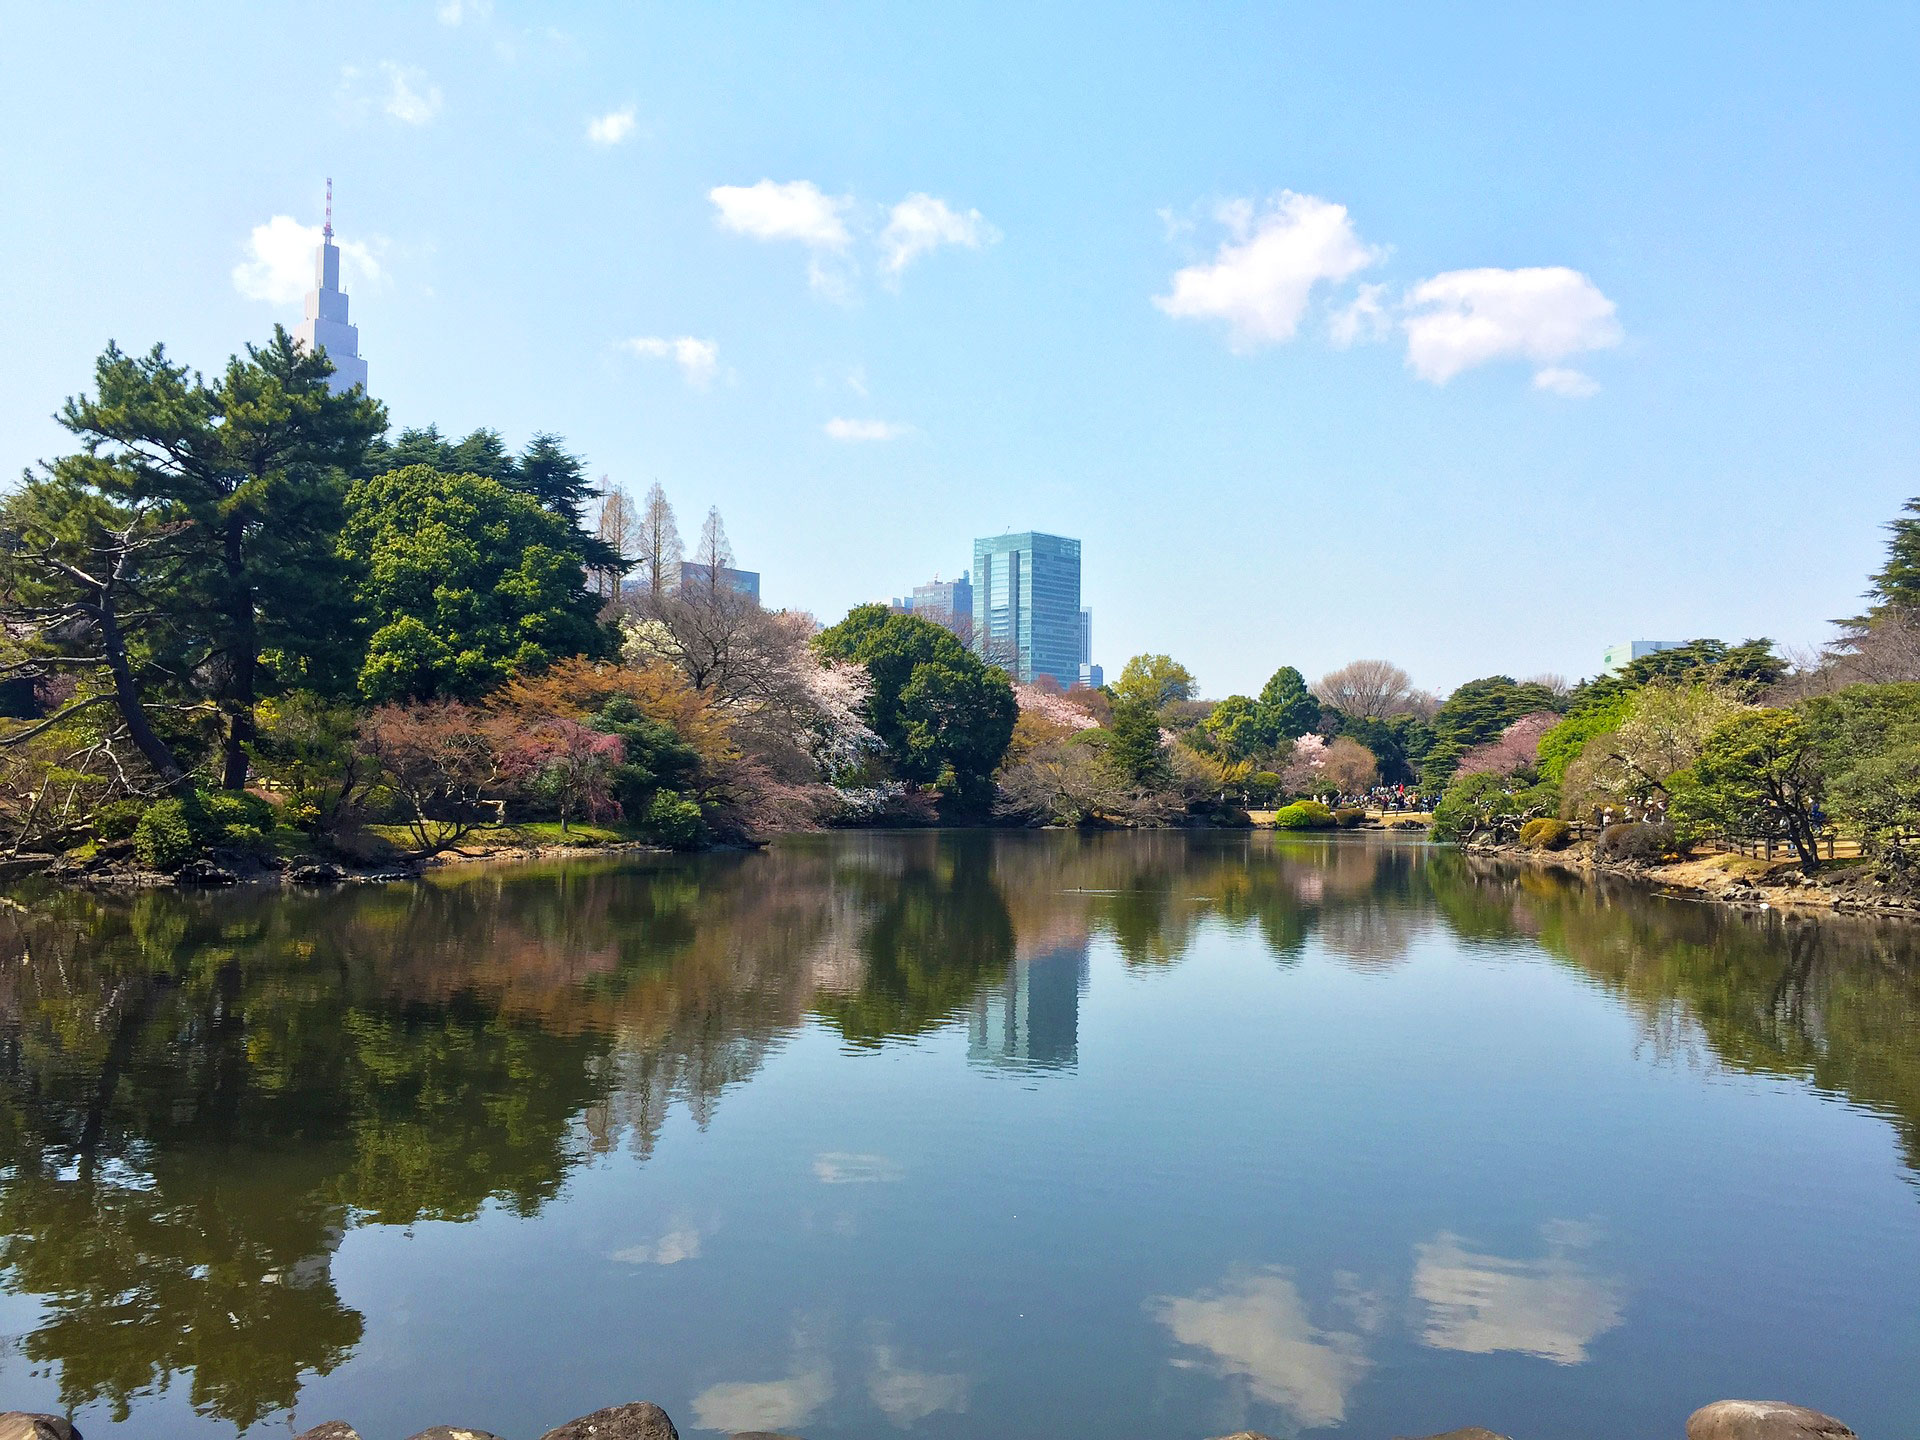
1273,800 -> 1336,830
1518,816 -> 1572,850
203,790 -> 276,835
1597,820 -> 1675,865
93,798 -> 146,842
1248,771 -> 1284,806
644,791 -> 707,849
1333,806 -> 1367,829
133,798 -> 201,871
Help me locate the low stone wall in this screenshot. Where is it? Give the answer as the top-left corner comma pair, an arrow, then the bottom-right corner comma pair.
0,1397 -> 1861,1440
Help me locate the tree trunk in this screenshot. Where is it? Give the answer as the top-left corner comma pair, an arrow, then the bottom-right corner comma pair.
220,514 -> 257,791
97,590 -> 188,789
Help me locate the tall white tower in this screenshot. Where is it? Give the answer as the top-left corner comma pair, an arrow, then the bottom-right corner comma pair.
293,179 -> 368,395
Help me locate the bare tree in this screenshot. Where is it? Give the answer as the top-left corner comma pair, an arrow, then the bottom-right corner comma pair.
630,481 -> 683,602
1313,659 -> 1415,719
592,479 -> 640,599
691,506 -> 735,600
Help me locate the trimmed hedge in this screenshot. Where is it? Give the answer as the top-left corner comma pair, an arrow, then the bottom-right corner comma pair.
1333,807 -> 1367,829
133,798 -> 201,871
1273,800 -> 1337,830
1519,817 -> 1572,850
1597,820 -> 1675,865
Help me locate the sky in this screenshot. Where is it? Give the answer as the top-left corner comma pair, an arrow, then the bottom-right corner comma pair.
3,2 -> 1917,697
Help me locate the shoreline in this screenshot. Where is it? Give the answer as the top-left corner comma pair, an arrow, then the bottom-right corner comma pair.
1462,837 -> 1920,919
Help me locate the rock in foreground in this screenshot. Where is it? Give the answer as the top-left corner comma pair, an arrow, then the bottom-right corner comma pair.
290,1426 -> 360,1440
1688,1401 -> 1856,1440
539,1402 -> 680,1440
0,1418 -> 81,1440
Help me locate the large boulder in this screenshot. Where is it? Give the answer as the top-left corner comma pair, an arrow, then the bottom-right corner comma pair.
1688,1401 -> 1856,1440
292,1426 -> 361,1440
0,1418 -> 80,1440
539,1403 -> 680,1440
402,1430 -> 504,1440
1394,1431 -> 1511,1440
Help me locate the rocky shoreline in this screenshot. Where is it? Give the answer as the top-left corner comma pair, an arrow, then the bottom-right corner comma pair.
0,1397 -> 1862,1440
1464,836 -> 1920,919
9,836 -> 675,893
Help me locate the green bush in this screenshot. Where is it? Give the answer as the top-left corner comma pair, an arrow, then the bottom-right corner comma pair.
93,798 -> 146,842
1247,771 -> 1284,805
1519,816 -> 1572,850
203,790 -> 276,834
644,791 -> 706,849
1273,800 -> 1336,830
133,798 -> 202,871
1333,806 -> 1367,829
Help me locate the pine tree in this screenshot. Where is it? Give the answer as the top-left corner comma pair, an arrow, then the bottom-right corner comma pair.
1867,497 -> 1920,612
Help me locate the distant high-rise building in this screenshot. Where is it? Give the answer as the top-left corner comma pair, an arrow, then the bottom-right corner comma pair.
292,179 -> 367,396
972,532 -> 1081,685
672,562 -> 760,602
1602,640 -> 1682,675
892,571 -> 974,637
1077,606 -> 1102,689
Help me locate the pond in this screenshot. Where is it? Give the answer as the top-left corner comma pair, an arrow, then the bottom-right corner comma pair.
2,832 -> 1918,1438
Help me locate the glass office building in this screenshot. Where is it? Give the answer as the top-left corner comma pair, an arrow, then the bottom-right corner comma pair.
971,531 -> 1082,685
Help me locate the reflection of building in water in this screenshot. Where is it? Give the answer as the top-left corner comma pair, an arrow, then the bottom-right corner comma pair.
969,939 -> 1088,1070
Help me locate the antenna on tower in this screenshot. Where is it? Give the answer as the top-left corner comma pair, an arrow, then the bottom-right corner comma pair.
323,177 -> 333,241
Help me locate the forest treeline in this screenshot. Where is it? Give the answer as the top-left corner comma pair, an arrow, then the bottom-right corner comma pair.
1,329 -> 1916,875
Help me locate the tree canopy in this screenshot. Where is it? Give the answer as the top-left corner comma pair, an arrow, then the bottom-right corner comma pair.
345,465 -> 612,702
814,604 -> 1016,813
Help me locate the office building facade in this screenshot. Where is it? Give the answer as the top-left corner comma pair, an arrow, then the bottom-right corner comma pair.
1602,640 -> 1682,675
893,571 -> 974,638
674,562 -> 761,602
972,532 -> 1081,686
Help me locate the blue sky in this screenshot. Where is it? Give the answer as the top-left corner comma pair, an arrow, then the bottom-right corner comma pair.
4,3 -> 1916,695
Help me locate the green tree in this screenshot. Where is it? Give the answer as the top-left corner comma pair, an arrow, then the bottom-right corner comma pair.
1803,682 -> 1920,874
1257,665 -> 1321,738
1106,694 -> 1172,789
1201,694 -> 1268,760
815,604 -> 1016,813
1670,709 -> 1826,869
42,330 -> 384,789
1421,676 -> 1564,791
1864,497 -> 1920,613
1112,653 -> 1197,709
345,465 -> 611,702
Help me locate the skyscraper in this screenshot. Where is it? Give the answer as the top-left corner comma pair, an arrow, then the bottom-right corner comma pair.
891,571 -> 974,638
1078,607 -> 1102,689
293,180 -> 368,396
972,532 -> 1081,685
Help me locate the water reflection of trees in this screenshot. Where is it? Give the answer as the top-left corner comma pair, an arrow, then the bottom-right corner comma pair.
1428,852 -> 1920,1177
0,834 -> 1455,1425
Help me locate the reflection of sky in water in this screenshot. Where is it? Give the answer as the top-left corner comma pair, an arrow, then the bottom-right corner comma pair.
1413,1222 -> 1624,1365
4,834 -> 1920,1438
1153,1268 -> 1373,1427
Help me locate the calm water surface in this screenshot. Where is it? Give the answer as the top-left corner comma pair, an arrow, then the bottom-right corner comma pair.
3,832 -> 1919,1438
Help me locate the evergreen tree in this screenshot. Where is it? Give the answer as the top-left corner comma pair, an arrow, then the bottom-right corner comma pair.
1866,496 -> 1920,612
46,328 -> 384,789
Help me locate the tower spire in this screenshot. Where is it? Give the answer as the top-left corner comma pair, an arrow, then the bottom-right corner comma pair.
324,177 -> 333,241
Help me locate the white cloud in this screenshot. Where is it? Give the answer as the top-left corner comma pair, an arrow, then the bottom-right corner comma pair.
380,62 -> 442,124
1402,266 -> 1621,386
710,179 -> 851,249
1532,365 -> 1602,398
1151,1268 -> 1371,1428
341,62 -> 443,125
586,106 -> 637,146
879,193 -> 999,274
232,216 -> 383,304
1329,282 -> 1391,348
609,1226 -> 703,1266
823,418 -> 908,443
1155,192 -> 1382,351
622,335 -> 720,387
436,0 -> 490,23
1412,1223 -> 1624,1365
812,1150 -> 902,1182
